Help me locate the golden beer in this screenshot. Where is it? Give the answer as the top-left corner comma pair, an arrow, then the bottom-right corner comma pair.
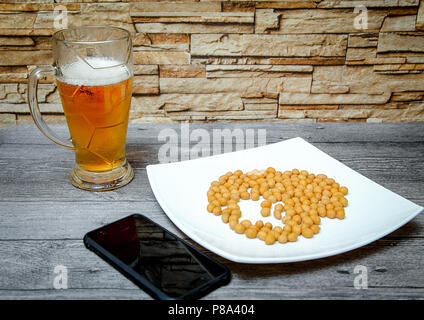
28,26 -> 134,191
57,77 -> 132,172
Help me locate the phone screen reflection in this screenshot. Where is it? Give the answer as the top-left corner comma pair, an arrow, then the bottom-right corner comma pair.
90,215 -> 222,298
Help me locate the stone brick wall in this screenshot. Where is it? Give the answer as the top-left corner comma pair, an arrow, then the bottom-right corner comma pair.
1,0 -> 424,128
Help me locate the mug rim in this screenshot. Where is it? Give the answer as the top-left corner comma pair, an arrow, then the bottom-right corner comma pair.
53,26 -> 131,44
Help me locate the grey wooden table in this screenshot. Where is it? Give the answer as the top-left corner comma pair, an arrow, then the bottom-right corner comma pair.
0,122 -> 423,300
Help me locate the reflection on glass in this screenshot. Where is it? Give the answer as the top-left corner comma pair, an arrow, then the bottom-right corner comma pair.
90,215 -> 220,298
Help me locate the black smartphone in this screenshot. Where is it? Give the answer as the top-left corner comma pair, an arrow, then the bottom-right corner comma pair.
83,214 -> 231,300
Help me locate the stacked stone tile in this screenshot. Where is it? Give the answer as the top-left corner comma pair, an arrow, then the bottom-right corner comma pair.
1,0 -> 424,128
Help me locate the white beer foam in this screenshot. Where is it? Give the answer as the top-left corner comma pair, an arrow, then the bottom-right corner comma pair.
57,57 -> 131,86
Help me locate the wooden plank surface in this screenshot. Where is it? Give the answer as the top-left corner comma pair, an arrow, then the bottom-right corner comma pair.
0,123 -> 423,300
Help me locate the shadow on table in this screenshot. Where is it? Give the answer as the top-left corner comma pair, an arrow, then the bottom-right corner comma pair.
214,220 -> 420,278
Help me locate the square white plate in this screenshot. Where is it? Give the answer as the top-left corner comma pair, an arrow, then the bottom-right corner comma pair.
146,137 -> 423,264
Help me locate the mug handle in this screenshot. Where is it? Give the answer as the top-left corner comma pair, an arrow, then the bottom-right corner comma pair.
28,66 -> 75,150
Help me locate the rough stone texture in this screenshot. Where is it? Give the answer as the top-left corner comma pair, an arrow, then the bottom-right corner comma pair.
133,75 -> 159,94
0,67 -> 28,83
131,12 -> 254,24
0,51 -> 52,66
133,51 -> 190,64
16,114 -> 66,125
0,37 -> 34,46
279,92 -> 391,105
0,113 -> 15,129
255,9 -> 280,33
133,64 -> 158,76
132,93 -> 244,114
348,33 -> 379,47
318,1 -> 420,8
1,0 -> 424,123
314,65 -> 424,92
256,1 -> 317,9
418,0 -> 424,29
160,65 -> 206,78
380,15 -> 417,31
133,33 -> 189,46
135,23 -> 253,34
256,9 -> 390,34
281,77 -> 313,93
205,65 -> 313,78
130,2 -> 221,13
191,34 -> 348,57
377,32 -> 424,52
159,78 -> 283,95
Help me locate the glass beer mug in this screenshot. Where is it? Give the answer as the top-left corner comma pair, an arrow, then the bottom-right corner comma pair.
28,26 -> 134,191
